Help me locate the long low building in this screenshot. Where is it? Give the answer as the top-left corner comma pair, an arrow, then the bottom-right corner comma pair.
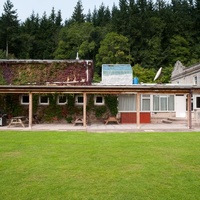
0,59 -> 199,130
0,83 -> 196,129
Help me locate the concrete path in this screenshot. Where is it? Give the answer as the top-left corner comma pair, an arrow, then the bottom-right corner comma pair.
1,122 -> 200,132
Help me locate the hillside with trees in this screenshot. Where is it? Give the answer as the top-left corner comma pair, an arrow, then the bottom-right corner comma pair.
0,0 -> 200,82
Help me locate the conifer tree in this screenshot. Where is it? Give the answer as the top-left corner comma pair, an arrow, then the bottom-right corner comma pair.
0,0 -> 19,58
71,0 -> 85,23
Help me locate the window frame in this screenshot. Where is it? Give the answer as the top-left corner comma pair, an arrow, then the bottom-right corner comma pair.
57,95 -> 68,105
39,96 -> 49,105
193,76 -> 197,85
118,94 -> 136,112
141,94 -> 150,111
195,96 -> 200,109
153,95 -> 175,112
75,95 -> 84,105
94,95 -> 105,106
21,95 -> 29,105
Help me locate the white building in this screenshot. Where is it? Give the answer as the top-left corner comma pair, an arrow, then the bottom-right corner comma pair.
171,61 -> 200,119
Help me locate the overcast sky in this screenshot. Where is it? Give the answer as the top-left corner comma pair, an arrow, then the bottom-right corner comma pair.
0,0 -> 119,23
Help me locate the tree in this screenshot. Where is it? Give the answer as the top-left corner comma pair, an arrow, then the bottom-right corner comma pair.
71,0 -> 85,23
139,36 -> 165,69
133,63 -> 172,83
132,64 -> 155,83
96,32 -> 132,72
54,22 -> 95,59
0,0 -> 19,58
20,8 -> 62,59
116,0 -> 129,35
168,35 -> 190,65
55,10 -> 62,26
20,12 -> 40,58
0,49 -> 6,58
86,9 -> 92,22
95,3 -> 111,27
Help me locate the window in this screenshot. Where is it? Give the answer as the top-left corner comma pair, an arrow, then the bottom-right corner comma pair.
141,95 -> 150,111
21,95 -> 29,105
160,96 -> 168,111
193,76 -> 197,85
196,97 -> 200,108
186,95 -> 193,111
94,96 -> 105,105
57,95 -> 67,105
153,95 -> 174,112
118,95 -> 136,111
39,96 -> 49,105
168,95 -> 174,111
75,95 -> 83,105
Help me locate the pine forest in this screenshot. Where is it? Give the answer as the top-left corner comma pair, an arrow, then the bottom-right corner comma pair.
1,0 -> 200,82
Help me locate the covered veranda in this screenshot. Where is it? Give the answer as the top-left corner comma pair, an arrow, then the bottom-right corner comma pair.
0,84 -> 196,130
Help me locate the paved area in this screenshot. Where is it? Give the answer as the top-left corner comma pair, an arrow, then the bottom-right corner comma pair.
1,122 -> 200,132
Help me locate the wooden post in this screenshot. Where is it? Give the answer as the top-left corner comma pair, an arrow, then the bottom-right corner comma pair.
83,92 -> 87,127
187,92 -> 192,129
136,93 -> 140,129
29,92 -> 33,129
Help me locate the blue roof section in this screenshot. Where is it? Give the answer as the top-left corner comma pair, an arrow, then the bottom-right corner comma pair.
101,64 -> 133,85
102,64 -> 132,71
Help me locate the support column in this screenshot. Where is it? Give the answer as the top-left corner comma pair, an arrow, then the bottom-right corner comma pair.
187,92 -> 192,129
136,93 -> 140,129
29,92 -> 33,129
83,92 -> 87,127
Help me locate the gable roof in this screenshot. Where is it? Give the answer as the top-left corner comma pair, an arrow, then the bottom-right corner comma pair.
171,61 -> 200,82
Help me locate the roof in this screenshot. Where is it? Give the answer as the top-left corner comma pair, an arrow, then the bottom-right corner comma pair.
0,59 -> 94,86
0,84 -> 196,94
0,59 -> 92,64
171,61 -> 200,81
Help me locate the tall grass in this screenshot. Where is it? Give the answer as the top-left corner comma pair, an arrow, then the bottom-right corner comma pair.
0,131 -> 200,200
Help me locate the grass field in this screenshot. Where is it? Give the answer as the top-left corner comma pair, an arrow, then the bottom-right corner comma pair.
0,131 -> 200,200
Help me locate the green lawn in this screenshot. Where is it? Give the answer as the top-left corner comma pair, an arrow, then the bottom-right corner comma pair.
0,131 -> 200,200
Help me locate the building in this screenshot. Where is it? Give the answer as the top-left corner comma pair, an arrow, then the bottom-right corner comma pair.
171,60 -> 200,119
0,60 -> 198,129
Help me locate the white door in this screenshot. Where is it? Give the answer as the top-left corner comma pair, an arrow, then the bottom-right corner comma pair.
175,95 -> 186,118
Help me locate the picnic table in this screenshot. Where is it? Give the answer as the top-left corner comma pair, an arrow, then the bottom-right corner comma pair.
105,116 -> 119,125
74,117 -> 84,126
8,116 -> 26,128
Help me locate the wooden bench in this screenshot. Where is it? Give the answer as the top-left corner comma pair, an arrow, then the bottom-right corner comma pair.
74,118 -> 84,126
8,116 -> 26,128
105,116 -> 119,125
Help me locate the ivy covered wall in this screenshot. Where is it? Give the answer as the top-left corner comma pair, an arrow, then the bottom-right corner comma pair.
0,60 -> 120,124
0,60 -> 93,85
0,94 -> 118,124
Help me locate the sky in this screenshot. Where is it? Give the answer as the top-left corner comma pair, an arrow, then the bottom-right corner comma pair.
0,0 -> 119,23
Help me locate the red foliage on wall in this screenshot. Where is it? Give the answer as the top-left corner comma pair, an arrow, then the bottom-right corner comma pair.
0,60 -> 94,85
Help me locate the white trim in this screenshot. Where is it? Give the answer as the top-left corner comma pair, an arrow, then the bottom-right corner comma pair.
57,95 -> 68,105
94,95 -> 105,105
75,95 -> 83,105
152,94 -> 175,112
194,95 -> 200,109
193,75 -> 197,85
21,95 -> 29,105
141,94 -> 150,111
39,96 -> 49,105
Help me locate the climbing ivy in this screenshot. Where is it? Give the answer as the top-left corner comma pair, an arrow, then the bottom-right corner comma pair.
0,61 -> 93,85
105,95 -> 118,116
95,106 -> 107,118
